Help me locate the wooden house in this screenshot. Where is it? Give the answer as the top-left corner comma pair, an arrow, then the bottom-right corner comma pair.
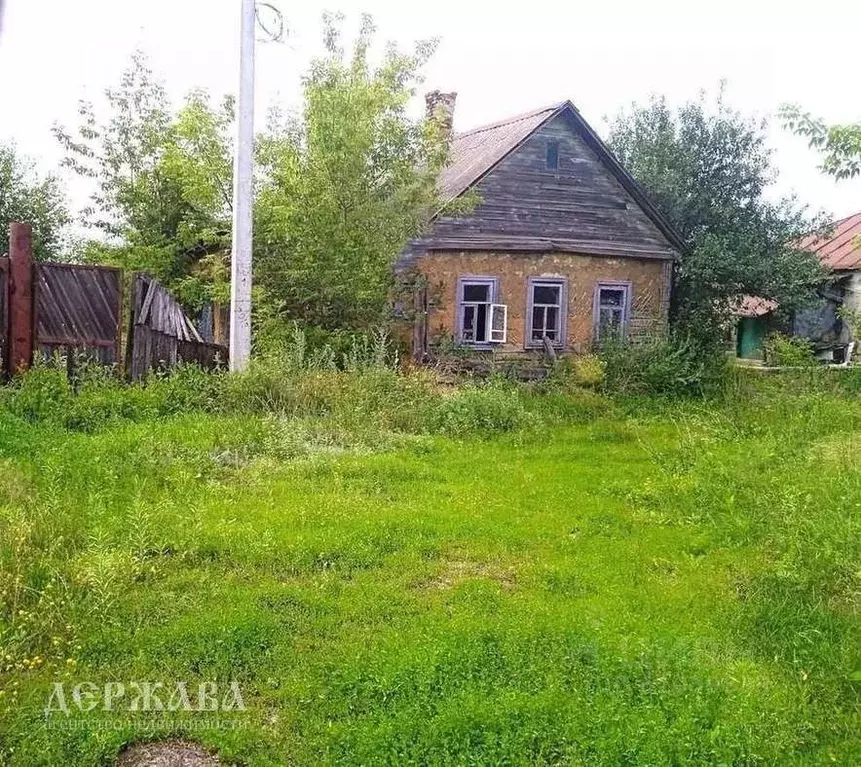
401,93 -> 685,360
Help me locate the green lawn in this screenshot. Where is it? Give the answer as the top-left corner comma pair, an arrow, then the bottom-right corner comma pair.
0,377 -> 859,765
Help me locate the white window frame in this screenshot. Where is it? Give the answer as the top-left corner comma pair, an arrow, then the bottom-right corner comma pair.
457,276 -> 506,346
489,304 -> 508,343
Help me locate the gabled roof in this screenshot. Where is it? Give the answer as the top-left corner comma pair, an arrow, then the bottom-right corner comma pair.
732,295 -> 778,318
798,211 -> 861,271
437,100 -> 686,254
438,103 -> 563,200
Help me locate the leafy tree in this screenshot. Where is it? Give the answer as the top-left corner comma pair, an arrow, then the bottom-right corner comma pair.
56,18 -> 452,335
0,143 -> 69,260
54,51 -> 234,306
254,12 -> 450,334
607,87 -> 826,341
780,105 -> 861,180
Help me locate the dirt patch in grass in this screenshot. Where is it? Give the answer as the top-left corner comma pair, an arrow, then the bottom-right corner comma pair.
416,558 -> 517,591
0,459 -> 33,505
810,432 -> 861,467
115,740 -> 222,767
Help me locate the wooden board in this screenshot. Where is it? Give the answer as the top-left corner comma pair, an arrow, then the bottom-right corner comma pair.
127,272 -> 227,382
35,262 -> 123,364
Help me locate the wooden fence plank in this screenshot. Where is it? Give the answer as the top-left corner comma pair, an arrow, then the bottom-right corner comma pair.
2,258 -> 224,381
34,260 -> 122,366
126,272 -> 228,381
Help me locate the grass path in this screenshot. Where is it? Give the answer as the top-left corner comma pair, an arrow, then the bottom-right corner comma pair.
1,403 -> 858,765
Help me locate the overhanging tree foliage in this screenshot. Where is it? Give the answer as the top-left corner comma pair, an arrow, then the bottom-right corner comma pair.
255,13 -> 449,334
0,143 -> 69,260
54,51 -> 234,307
780,105 -> 861,180
607,88 -> 827,341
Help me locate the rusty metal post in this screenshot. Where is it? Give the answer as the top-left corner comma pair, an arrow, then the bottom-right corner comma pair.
8,223 -> 35,375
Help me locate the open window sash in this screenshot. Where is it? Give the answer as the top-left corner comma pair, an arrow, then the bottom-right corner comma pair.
489,303 -> 508,343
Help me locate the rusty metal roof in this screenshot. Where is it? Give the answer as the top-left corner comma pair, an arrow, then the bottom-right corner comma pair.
798,211 -> 861,271
732,295 -> 778,318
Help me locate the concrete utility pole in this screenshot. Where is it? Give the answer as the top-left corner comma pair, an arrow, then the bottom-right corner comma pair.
229,0 -> 256,372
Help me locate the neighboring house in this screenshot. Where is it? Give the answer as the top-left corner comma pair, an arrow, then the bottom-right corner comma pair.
400,93 -> 685,361
794,211 -> 861,357
732,211 -> 861,362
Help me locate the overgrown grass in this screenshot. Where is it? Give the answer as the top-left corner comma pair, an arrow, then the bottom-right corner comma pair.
0,359 -> 858,765
599,334 -> 730,397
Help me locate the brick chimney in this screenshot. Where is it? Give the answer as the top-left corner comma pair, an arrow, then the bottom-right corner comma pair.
425,90 -> 457,137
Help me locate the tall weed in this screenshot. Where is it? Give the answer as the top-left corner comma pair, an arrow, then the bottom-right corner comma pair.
763,332 -> 816,367
428,379 -> 535,437
600,334 -> 728,397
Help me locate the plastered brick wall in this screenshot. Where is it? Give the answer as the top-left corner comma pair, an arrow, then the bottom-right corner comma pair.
417,251 -> 671,353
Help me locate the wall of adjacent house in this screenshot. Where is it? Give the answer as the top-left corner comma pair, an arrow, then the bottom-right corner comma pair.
843,272 -> 861,315
793,273 -> 857,348
417,251 -> 671,354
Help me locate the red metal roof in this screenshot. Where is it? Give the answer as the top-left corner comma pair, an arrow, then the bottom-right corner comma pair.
798,211 -> 861,271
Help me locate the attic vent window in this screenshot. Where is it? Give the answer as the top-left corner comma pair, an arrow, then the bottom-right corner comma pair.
546,140 -> 559,170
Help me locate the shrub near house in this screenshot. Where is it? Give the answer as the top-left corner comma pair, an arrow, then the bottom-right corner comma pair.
401,95 -> 685,359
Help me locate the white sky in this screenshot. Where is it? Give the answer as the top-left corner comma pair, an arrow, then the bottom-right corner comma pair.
1,0 -> 860,221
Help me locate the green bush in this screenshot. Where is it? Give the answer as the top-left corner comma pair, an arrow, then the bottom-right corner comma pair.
572,353 -> 606,388
428,380 -> 535,437
0,324 -> 612,440
3,364 -> 73,423
546,354 -> 606,392
220,357 -> 304,413
0,359 -> 222,432
763,332 -> 816,367
600,334 -> 728,397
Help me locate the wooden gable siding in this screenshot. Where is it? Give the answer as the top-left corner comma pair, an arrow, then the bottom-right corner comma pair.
418,114 -> 677,260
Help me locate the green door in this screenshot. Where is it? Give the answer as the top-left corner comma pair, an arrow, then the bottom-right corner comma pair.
737,317 -> 767,359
